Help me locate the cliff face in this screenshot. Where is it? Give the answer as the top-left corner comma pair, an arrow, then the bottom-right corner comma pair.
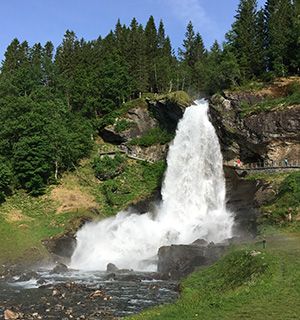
209,91 -> 300,164
100,91 -> 191,161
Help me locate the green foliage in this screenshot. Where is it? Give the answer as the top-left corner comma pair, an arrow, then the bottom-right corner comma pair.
226,0 -> 264,79
92,153 -> 126,180
130,127 -> 174,147
249,172 -> 300,223
100,160 -> 166,215
114,119 -> 133,133
0,161 -> 13,202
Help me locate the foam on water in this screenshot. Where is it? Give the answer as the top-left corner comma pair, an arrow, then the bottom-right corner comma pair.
70,100 -> 233,271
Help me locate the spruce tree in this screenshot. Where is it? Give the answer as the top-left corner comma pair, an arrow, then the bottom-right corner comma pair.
127,18 -> 148,95
265,0 -> 293,76
227,0 -> 263,79
145,16 -> 158,92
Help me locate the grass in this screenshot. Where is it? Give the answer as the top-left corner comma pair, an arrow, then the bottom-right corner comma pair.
143,91 -> 192,107
0,191 -> 96,265
128,232 -> 300,320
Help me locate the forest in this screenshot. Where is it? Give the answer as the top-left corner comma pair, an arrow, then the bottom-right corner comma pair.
0,0 -> 299,198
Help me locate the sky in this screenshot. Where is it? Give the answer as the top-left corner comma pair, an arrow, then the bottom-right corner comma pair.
0,0 -> 266,61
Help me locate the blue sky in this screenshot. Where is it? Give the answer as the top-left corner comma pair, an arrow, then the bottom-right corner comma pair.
0,0 -> 266,61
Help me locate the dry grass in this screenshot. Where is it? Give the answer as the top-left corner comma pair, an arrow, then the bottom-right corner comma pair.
51,185 -> 98,213
4,209 -> 33,223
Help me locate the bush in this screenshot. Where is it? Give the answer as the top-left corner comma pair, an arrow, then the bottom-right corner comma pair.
130,127 -> 174,147
261,172 -> 300,223
115,119 -> 133,133
92,153 -> 126,180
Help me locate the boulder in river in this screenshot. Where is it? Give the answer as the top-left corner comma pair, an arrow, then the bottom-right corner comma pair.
157,239 -> 228,279
50,263 -> 68,274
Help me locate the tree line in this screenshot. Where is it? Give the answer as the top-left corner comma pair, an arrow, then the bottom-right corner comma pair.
0,0 -> 299,199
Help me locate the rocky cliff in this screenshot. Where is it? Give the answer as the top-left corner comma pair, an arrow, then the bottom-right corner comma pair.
209,83 -> 300,165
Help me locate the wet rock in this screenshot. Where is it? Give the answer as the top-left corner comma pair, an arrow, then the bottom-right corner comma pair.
147,94 -> 190,133
43,234 -> 76,259
51,263 -> 68,274
116,274 -> 142,282
106,263 -> 119,273
103,273 -> 116,281
18,271 -> 39,282
158,240 -> 228,280
224,166 -> 260,237
89,289 -> 112,301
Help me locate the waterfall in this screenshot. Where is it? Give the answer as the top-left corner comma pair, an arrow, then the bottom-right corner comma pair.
70,100 -> 233,271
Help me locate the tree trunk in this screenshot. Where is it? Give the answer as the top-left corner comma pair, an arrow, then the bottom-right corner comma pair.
55,161 -> 58,180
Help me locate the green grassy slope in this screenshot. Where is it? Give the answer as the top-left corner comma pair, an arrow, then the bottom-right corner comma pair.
0,140 -> 166,265
129,232 -> 300,320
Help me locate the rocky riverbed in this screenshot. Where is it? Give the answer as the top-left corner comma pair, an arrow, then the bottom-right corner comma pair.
0,266 -> 179,320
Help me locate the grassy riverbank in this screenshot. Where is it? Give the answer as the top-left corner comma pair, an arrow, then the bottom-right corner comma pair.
129,230 -> 300,320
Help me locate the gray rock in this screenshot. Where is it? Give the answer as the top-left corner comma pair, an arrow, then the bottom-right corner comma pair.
51,263 -> 68,274
106,263 -> 119,273
157,240 -> 228,280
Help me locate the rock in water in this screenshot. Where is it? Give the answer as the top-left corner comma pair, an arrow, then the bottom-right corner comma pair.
51,263 -> 68,274
106,263 -> 119,273
158,240 -> 228,279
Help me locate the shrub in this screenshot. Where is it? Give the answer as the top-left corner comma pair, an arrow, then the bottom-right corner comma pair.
130,127 -> 174,147
92,153 -> 126,180
115,119 -> 133,133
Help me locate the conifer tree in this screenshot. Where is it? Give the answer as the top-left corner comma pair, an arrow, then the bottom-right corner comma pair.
265,0 -> 293,75
145,16 -> 158,92
227,0 -> 263,79
127,18 -> 148,95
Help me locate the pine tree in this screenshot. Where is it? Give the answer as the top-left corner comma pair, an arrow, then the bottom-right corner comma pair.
42,41 -> 55,86
289,0 -> 300,74
179,21 -> 196,67
127,18 -> 148,95
1,38 -> 20,73
55,30 -> 79,109
145,16 -> 158,92
227,0 -> 263,79
265,0 -> 293,75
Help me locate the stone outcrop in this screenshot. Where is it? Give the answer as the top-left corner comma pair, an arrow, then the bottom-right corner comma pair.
101,106 -> 158,144
157,239 -> 228,280
146,91 -> 192,133
209,92 -> 300,164
224,166 -> 261,237
127,143 -> 169,162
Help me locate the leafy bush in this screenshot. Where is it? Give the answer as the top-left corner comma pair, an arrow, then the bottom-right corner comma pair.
100,160 -> 166,215
260,172 -> 300,223
130,127 -> 174,147
115,119 -> 133,133
92,153 -> 126,180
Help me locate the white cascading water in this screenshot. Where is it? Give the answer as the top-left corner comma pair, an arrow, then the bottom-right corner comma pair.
70,100 -> 233,271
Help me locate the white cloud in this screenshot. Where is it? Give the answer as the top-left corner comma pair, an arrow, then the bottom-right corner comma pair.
164,0 -> 216,33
